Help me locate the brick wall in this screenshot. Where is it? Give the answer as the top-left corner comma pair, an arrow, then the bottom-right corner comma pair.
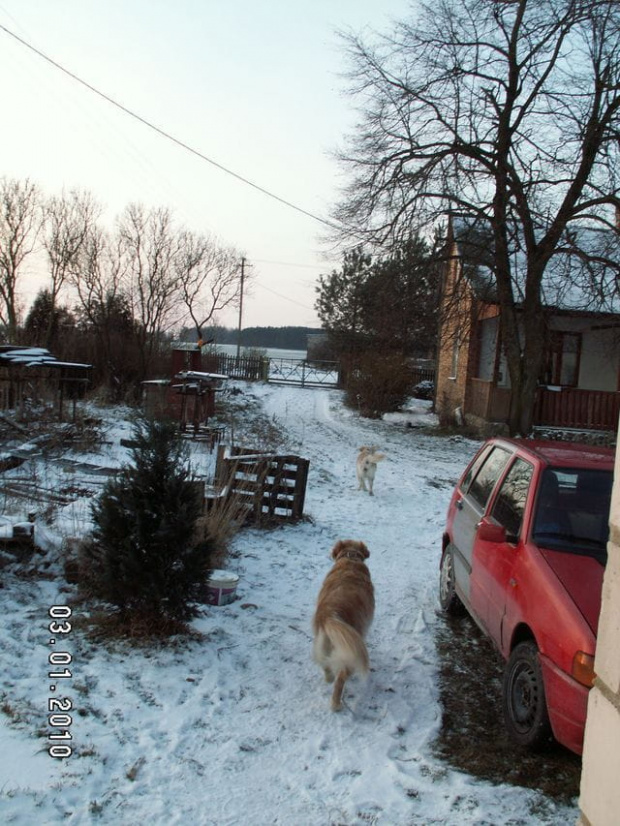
435,247 -> 475,424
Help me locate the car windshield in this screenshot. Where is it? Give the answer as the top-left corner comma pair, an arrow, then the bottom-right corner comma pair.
531,467 -> 613,564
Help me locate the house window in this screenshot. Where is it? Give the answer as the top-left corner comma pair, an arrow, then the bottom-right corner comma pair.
450,333 -> 460,378
544,332 -> 581,387
476,317 -> 498,381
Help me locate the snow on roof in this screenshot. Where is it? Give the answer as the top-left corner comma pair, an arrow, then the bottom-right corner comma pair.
451,215 -> 620,314
175,370 -> 229,381
0,346 -> 91,370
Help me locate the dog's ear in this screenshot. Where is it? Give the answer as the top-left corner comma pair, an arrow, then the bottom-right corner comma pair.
331,540 -> 345,559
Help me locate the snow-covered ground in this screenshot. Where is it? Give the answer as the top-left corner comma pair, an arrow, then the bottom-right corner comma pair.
0,383 -> 580,824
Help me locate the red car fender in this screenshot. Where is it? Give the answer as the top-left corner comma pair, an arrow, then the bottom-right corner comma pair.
501,545 -> 596,674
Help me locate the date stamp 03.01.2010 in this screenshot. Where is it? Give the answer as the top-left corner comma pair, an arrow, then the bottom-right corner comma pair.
47,605 -> 73,759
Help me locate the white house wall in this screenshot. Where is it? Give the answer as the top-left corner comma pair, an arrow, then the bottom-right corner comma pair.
548,317 -> 619,392
578,428 -> 620,826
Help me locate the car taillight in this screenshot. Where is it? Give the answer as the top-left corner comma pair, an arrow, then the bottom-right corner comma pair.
572,651 -> 596,687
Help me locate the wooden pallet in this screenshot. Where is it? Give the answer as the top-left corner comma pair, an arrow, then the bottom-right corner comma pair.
213,445 -> 309,522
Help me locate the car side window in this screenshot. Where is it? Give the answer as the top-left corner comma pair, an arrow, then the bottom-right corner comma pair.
467,447 -> 512,510
491,458 -> 534,540
461,445 -> 492,492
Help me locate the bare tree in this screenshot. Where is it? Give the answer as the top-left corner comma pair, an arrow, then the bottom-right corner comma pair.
72,224 -> 140,395
335,0 -> 620,434
117,203 -> 183,379
42,188 -> 99,348
175,229 -> 244,343
73,225 -> 124,322
0,177 -> 43,342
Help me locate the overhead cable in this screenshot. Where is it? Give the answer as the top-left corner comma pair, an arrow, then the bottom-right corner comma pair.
0,22 -> 341,232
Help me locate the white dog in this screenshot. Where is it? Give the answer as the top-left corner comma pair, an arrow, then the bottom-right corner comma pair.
356,446 -> 386,496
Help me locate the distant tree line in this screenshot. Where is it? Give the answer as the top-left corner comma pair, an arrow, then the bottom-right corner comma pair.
179,325 -> 321,351
0,176 -> 246,400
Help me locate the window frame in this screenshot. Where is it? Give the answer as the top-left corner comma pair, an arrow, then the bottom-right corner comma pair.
466,446 -> 512,511
544,331 -> 582,387
490,456 -> 535,542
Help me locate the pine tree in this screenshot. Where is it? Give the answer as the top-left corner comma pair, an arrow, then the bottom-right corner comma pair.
89,417 -> 211,629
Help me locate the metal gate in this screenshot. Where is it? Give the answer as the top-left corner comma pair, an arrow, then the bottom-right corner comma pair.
268,358 -> 341,388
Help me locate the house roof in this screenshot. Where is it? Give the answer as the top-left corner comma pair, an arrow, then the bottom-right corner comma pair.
449,215 -> 620,315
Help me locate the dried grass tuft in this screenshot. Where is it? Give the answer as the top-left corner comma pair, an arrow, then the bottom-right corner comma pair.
193,491 -> 249,568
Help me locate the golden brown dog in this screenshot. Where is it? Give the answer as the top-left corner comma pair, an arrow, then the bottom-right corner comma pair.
312,539 -> 375,711
356,446 -> 386,495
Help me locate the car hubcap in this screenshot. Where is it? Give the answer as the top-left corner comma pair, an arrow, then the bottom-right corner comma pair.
510,662 -> 539,730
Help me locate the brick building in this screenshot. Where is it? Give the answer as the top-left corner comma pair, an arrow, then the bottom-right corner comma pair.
435,215 -> 620,434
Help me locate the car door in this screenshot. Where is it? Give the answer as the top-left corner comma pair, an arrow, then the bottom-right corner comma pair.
472,456 -> 534,649
451,445 -> 512,605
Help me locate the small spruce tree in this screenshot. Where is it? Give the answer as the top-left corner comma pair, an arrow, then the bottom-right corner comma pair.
89,417 -> 211,629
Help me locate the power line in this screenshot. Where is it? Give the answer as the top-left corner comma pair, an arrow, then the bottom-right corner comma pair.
255,281 -> 316,310
252,258 -> 331,270
0,22 -> 342,232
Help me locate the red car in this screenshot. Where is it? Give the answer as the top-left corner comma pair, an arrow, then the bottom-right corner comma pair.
440,437 -> 614,755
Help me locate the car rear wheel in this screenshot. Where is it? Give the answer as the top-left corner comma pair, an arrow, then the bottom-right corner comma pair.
439,544 -> 463,615
502,641 -> 552,749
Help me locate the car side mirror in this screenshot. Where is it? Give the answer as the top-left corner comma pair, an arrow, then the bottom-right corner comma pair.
477,519 -> 508,543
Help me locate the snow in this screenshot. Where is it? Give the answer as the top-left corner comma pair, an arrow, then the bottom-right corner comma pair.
0,384 -> 580,825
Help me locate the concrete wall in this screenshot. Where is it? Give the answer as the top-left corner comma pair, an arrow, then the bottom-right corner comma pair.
578,435 -> 620,826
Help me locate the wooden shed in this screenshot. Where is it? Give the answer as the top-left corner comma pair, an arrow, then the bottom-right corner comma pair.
0,345 -> 91,421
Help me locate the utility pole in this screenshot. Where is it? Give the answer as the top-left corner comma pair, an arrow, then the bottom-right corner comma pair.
236,256 -> 246,358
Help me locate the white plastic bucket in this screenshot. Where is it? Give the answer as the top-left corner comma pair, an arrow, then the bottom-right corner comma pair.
205,570 -> 239,606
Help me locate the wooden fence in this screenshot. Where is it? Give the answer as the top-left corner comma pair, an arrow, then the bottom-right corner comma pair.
202,353 -> 268,381
534,387 -> 620,431
213,445 -> 309,522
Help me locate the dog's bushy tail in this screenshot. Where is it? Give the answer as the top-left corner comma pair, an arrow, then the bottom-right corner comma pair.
318,618 -> 369,676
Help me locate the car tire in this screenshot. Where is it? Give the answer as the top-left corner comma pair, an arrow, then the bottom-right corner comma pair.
502,641 -> 552,749
439,544 -> 463,615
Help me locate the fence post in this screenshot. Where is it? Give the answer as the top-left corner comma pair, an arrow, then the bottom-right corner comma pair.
261,357 -> 269,382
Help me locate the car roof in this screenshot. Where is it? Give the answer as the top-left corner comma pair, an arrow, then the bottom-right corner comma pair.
488,437 -> 616,470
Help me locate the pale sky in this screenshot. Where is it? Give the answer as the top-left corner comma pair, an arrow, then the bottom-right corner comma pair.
0,0 -> 413,330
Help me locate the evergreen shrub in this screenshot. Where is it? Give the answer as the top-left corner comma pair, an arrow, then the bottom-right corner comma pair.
87,417 -> 212,629
344,352 -> 414,418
